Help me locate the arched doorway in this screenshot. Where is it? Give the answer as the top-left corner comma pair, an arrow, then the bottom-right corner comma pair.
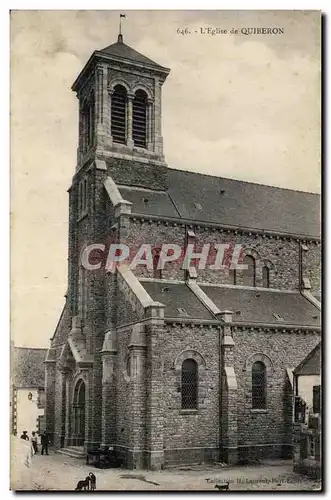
73,379 -> 86,446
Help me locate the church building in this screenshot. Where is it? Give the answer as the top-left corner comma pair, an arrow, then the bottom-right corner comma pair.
45,33 -> 321,470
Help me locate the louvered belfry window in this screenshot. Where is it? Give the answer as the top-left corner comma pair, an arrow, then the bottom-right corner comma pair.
111,85 -> 127,144
133,90 -> 147,148
181,359 -> 198,409
252,361 -> 267,409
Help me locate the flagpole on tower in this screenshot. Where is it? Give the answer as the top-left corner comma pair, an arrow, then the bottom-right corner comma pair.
118,13 -> 126,42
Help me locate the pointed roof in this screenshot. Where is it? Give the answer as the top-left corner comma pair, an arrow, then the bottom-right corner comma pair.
294,342 -> 321,376
99,35 -> 168,70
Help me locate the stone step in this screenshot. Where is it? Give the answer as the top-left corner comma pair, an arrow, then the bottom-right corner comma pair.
56,447 -> 86,459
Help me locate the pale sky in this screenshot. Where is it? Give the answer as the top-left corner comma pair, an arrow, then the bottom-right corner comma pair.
10,10 -> 321,347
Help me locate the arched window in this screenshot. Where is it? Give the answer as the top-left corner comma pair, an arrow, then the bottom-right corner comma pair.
111,85 -> 127,144
243,255 -> 256,287
252,361 -> 266,409
153,248 -> 162,279
181,359 -> 198,409
262,266 -> 270,288
133,90 -> 147,148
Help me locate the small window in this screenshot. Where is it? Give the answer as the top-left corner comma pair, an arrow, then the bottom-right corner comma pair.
262,266 -> 270,288
181,359 -> 198,409
177,308 -> 189,317
252,361 -> 266,409
153,250 -> 162,279
243,255 -> 256,287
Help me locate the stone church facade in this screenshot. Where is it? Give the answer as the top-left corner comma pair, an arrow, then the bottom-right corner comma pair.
45,34 -> 321,470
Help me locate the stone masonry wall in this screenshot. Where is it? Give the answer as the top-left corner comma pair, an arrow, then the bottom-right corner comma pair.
159,324 -> 220,465
233,328 -> 320,460
115,327 -> 132,461
119,218 -> 321,291
302,243 -> 321,295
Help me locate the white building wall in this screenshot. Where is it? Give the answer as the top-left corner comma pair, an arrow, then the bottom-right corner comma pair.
297,375 -> 321,409
16,388 -> 44,440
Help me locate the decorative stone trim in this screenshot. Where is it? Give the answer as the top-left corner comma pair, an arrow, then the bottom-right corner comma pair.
103,175 -> 132,215
117,265 -> 165,319
126,213 -> 320,243
233,323 -> 321,333
174,348 -> 206,373
101,330 -> 117,353
224,366 -> 238,390
165,319 -> 219,328
301,290 -> 321,311
129,323 -> 146,348
107,78 -> 131,94
186,280 -> 221,317
244,352 -> 274,373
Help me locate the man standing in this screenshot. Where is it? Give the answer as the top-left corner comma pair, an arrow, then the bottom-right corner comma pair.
31,431 -> 38,453
41,431 -> 49,455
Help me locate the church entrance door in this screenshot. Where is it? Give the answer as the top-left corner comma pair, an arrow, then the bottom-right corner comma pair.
73,379 -> 86,446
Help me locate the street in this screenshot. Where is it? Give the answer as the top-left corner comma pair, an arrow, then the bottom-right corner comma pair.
11,449 -> 321,492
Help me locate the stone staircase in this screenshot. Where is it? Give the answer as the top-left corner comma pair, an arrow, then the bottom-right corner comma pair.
56,446 -> 86,459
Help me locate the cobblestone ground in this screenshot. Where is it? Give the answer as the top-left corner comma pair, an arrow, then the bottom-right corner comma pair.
11,449 -> 321,492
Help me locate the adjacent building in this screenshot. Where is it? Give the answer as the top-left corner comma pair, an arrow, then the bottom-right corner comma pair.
293,342 -> 321,479
44,34 -> 321,469
11,345 -> 47,439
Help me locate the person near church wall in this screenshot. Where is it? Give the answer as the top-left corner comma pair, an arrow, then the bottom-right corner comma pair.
41,431 -> 49,455
31,431 -> 38,453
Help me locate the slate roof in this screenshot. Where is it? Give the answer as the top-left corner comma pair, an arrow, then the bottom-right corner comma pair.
167,170 -> 320,237
113,164 -> 320,237
294,342 -> 321,375
100,38 -> 167,70
11,347 -> 47,388
141,281 -> 214,321
119,186 -> 179,218
200,286 -> 321,327
51,301 -> 71,345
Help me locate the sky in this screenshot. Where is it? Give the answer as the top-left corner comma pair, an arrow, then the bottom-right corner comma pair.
10,10 -> 321,347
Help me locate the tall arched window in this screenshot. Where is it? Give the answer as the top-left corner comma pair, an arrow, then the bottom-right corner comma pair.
252,361 -> 266,409
133,90 -> 147,148
153,249 -> 162,279
181,359 -> 198,409
243,255 -> 256,287
262,266 -> 270,288
111,85 -> 127,144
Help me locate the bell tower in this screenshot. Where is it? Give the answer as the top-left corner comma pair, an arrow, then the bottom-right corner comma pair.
72,33 -> 170,171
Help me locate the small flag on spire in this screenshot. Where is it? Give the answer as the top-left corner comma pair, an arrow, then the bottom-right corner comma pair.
120,14 -> 126,18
